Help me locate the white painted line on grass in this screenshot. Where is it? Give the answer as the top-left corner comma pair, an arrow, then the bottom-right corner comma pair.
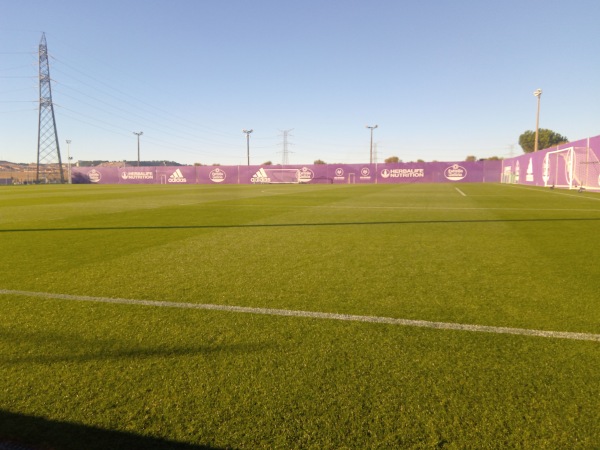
504,184 -> 600,201
455,187 -> 467,197
1,289 -> 599,342
229,204 -> 600,213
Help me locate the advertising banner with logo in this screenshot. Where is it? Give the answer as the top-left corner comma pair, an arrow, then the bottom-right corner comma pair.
72,167 -> 120,184
435,161 -> 485,183
328,164 -> 374,184
72,161 -> 501,185
375,161 -> 500,184
68,134 -> 600,190
155,166 -> 197,184
117,167 -> 157,184
235,165 -> 324,184
377,163 -> 428,183
197,166 -> 237,184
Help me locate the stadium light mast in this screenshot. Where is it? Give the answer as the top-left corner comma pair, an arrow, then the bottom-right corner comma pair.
133,131 -> 143,166
243,129 -> 253,165
533,89 -> 542,152
366,125 -> 378,164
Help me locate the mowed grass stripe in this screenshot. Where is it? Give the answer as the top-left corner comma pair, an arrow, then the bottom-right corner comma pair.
3,289 -> 599,342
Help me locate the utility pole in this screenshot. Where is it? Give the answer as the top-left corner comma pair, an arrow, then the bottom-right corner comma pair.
133,131 -> 143,166
533,89 -> 542,152
366,125 -> 378,164
243,129 -> 253,165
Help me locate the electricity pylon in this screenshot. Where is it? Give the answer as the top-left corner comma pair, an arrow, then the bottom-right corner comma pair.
37,32 -> 64,183
280,129 -> 293,165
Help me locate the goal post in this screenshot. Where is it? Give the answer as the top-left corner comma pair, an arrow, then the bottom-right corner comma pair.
265,169 -> 301,184
251,168 -> 301,184
543,147 -> 600,191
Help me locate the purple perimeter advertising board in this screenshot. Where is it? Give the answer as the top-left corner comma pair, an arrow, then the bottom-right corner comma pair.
70,134 -> 600,191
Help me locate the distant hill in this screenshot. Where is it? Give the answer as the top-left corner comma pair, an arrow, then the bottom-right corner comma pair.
77,160 -> 185,167
0,160 -> 185,169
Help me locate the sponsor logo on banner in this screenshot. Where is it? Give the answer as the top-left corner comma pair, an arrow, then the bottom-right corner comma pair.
298,167 -> 314,183
168,169 -> 187,183
381,168 -> 425,178
121,171 -> 154,180
88,169 -> 101,183
209,168 -> 226,183
360,167 -> 371,180
526,158 -> 534,182
444,164 -> 467,181
334,168 -> 345,180
251,168 -> 270,183
542,155 -> 550,185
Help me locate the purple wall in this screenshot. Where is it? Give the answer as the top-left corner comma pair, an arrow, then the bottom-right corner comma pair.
72,160 -> 502,185
71,135 -> 600,190
500,135 -> 600,190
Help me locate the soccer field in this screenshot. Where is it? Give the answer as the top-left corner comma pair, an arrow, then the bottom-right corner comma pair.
1,183 -> 599,449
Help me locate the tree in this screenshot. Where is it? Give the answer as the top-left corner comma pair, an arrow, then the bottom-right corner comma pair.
518,129 -> 568,153
314,159 -> 326,164
262,161 -> 272,165
384,156 -> 401,163
465,155 -> 477,162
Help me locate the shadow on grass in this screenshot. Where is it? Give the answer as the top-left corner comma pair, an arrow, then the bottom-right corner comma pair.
0,410 -> 227,450
1,216 -> 600,233
0,327 -> 269,365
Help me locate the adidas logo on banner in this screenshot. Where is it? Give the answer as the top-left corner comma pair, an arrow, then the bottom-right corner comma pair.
168,169 -> 187,183
251,168 -> 270,183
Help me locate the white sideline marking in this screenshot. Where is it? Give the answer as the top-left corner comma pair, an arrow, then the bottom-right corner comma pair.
1,289 -> 599,342
228,204 -> 600,212
505,184 -> 600,201
455,187 -> 467,197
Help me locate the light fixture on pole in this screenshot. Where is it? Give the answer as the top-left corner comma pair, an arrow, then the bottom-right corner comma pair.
533,89 -> 542,152
133,131 -> 143,166
66,140 -> 72,184
243,129 -> 253,166
366,125 -> 378,164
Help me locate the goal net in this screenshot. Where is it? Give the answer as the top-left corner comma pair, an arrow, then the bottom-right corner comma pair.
543,147 -> 600,191
251,168 -> 301,184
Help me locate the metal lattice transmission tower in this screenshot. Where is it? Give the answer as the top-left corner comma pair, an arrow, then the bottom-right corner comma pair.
37,32 -> 64,183
280,129 -> 294,165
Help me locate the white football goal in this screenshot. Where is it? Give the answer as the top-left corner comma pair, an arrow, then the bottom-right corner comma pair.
251,168 -> 302,184
543,147 -> 600,191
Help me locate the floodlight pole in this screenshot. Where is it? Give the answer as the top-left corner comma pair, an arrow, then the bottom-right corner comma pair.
533,89 -> 542,152
133,131 -> 143,166
66,140 -> 72,184
243,129 -> 253,165
366,125 -> 378,164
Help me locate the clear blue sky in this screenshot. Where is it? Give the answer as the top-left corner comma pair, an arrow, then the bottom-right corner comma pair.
2,0 -> 600,165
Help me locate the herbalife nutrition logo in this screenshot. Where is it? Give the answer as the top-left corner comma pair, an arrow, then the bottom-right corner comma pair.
251,168 -> 270,183
168,169 -> 187,183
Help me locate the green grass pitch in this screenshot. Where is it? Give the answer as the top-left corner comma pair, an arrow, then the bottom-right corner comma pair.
1,183 -> 599,449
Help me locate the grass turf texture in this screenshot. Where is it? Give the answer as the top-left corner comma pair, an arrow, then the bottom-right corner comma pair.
1,183 -> 599,449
